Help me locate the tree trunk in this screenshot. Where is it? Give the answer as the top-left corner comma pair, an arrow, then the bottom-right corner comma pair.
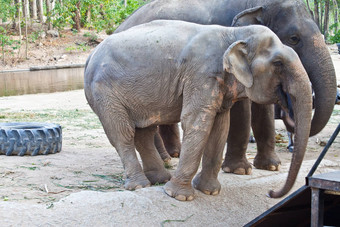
11,0 -> 16,28
86,5 -> 92,24
46,0 -> 52,29
37,0 -> 43,23
24,0 -> 28,59
17,0 -> 22,40
314,0 -> 320,30
333,0 -> 339,32
124,0 -> 127,7
29,0 -> 33,18
306,0 -> 314,18
72,1 -> 81,31
32,0 -> 37,19
320,1 -> 324,32
323,0 -> 330,37
23,0 -> 30,20
2,36 -> 4,64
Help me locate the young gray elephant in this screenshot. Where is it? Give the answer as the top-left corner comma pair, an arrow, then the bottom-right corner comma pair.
84,20 -> 312,201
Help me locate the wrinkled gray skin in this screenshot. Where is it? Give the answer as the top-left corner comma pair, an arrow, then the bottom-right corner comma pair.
85,21 -> 313,200
115,0 -> 337,175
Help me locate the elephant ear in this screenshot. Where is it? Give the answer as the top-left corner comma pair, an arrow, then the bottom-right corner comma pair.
231,6 -> 264,26
223,41 -> 253,88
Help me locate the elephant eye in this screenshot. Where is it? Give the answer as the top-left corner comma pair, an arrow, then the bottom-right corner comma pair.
273,60 -> 283,67
288,35 -> 300,45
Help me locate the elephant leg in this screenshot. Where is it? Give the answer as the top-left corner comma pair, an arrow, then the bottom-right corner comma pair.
193,111 -> 230,196
154,128 -> 171,162
287,131 -> 294,153
135,126 -> 172,185
96,105 -> 150,190
221,99 -> 252,175
164,109 -> 217,201
251,102 -> 281,171
159,124 -> 181,157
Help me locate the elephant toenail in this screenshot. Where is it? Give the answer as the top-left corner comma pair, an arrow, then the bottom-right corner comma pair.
135,185 -> 143,190
234,168 -> 246,175
175,195 -> 187,201
187,195 -> 194,201
268,165 -> 276,171
211,190 -> 219,196
173,153 -> 179,158
163,158 -> 171,163
222,167 -> 231,173
164,189 -> 173,197
203,190 -> 210,195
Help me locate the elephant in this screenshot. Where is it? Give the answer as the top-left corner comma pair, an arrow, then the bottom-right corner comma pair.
114,0 -> 337,175
84,21 -> 313,201
275,100 -> 296,152
281,86 -> 338,153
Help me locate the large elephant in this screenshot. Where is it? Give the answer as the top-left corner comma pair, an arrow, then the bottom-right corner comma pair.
115,0 -> 337,174
85,21 -> 313,201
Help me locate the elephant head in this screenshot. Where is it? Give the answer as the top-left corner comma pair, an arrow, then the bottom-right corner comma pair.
223,29 -> 313,198
231,0 -> 337,136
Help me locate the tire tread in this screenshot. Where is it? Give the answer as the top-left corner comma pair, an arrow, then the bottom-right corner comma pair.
0,123 -> 62,156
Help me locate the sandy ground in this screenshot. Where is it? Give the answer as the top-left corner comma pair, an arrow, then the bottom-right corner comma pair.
0,45 -> 339,226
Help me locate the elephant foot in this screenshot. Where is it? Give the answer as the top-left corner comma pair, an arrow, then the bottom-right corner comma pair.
165,144 -> 181,158
159,124 -> 181,158
253,153 -> 281,171
145,169 -> 172,185
221,157 -> 252,175
154,134 -> 172,162
192,172 -> 221,196
158,149 -> 172,162
124,173 -> 151,190
163,178 -> 195,201
160,155 -> 171,163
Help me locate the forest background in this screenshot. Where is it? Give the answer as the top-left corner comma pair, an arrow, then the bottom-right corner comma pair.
0,0 -> 339,66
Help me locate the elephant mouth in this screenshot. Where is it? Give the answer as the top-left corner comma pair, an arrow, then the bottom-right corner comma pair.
276,84 -> 289,113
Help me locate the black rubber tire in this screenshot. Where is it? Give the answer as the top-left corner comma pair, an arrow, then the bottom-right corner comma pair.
0,122 -> 62,156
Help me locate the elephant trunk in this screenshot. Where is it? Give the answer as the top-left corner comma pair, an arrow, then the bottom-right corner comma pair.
301,36 -> 337,136
269,65 -> 313,198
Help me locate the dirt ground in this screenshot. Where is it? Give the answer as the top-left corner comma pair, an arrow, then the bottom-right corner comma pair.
0,33 -> 339,226
0,29 -> 105,71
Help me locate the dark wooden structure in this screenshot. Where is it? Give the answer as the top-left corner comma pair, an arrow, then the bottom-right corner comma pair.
246,123 -> 340,227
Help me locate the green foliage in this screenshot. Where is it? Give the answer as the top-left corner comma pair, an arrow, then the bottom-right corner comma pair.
29,31 -> 43,43
48,0 -> 146,33
329,30 -> 340,44
0,0 -> 146,35
330,23 -> 339,31
0,27 -> 21,62
83,31 -> 98,42
0,0 -> 16,23
50,1 -> 78,31
83,0 -> 145,33
71,29 -> 79,34
65,43 -> 89,52
329,23 -> 340,43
